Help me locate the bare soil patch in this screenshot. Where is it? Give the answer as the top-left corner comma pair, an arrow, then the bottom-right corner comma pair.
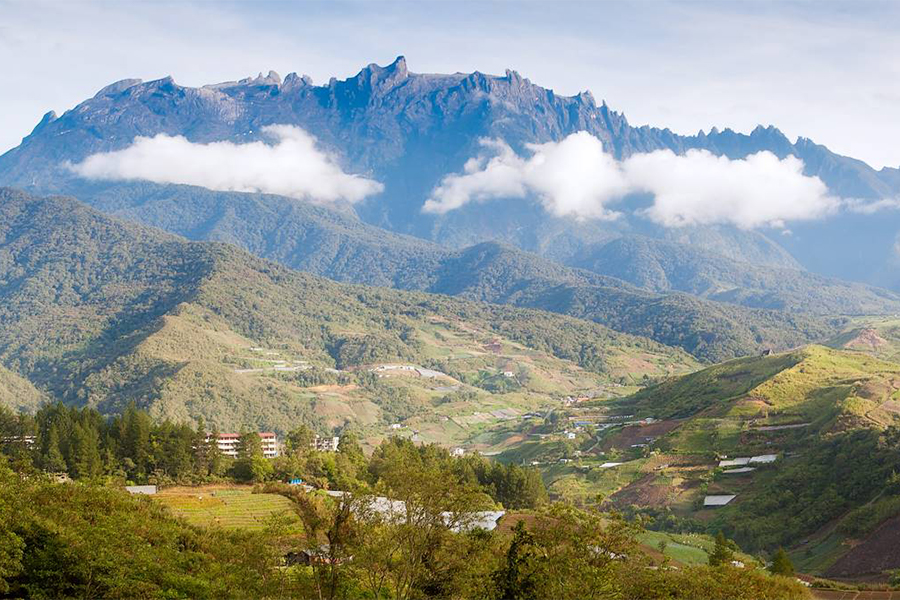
825,514 -> 900,579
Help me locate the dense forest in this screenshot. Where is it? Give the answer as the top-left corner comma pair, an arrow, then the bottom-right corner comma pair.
0,188 -> 695,431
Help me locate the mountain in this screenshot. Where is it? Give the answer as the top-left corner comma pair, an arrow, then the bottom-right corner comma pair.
34,184 -> 867,362
3,58 -> 900,289
0,188 -> 698,432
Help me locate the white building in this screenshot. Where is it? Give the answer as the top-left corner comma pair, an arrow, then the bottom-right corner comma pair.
312,435 -> 341,452
206,432 -> 279,458
704,494 -> 737,507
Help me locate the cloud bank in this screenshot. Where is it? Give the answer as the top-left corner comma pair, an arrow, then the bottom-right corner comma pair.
626,149 -> 837,228
425,132 -> 838,229
70,125 -> 383,203
424,133 -> 628,219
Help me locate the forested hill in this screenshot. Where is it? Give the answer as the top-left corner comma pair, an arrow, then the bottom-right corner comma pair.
73,183 -> 869,362
0,188 -> 696,429
0,365 -> 44,414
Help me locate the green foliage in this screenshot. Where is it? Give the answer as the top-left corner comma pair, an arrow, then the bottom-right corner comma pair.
889,569 -> 900,587
770,547 -> 795,576
64,184 -> 849,363
624,564 -> 810,599
0,468 -> 280,598
717,427 -> 900,551
837,494 -> 900,537
708,531 -> 735,567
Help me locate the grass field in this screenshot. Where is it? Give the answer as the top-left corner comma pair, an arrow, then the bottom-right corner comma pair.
154,485 -> 301,531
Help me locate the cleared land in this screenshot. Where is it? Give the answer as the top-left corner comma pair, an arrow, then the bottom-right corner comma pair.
154,485 -> 300,531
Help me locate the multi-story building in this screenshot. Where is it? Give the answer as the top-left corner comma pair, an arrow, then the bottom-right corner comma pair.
312,435 -> 340,452
206,432 -> 279,458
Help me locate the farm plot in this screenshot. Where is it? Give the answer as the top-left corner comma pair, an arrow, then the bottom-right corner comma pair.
155,486 -> 300,531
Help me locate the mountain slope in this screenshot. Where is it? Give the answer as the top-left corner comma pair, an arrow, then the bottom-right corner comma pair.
574,236 -> 900,314
0,188 -> 697,431
609,345 -> 900,566
0,365 -> 45,414
37,184 -> 865,361
3,58 -> 900,289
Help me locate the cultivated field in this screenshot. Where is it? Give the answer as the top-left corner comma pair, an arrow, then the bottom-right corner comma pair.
154,485 -> 300,531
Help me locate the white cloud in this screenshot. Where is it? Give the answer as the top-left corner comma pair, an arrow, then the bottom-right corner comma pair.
423,132 -> 628,219
625,149 -> 838,228
69,125 -> 383,203
844,197 -> 900,214
425,132 -> 839,229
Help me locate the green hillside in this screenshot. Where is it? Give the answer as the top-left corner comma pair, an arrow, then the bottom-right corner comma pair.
0,365 -> 44,413
826,315 -> 900,362
576,235 -> 900,315
77,184 -> 854,362
510,345 -> 900,579
0,189 -> 697,438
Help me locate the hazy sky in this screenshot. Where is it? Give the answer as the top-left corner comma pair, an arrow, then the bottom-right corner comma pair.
2,0 -> 899,168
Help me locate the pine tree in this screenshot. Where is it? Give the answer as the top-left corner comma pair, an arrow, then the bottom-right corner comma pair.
708,531 -> 735,567
123,403 -> 151,476
286,425 -> 315,454
769,547 -> 794,576
44,423 -> 67,473
237,429 -> 263,460
493,520 -> 538,600
233,430 -> 271,483
71,424 -> 102,480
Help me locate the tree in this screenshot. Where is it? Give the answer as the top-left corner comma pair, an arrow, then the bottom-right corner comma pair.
193,417 -> 210,478
71,424 -> 102,480
493,521 -> 538,600
286,425 -> 315,455
708,531 -> 735,567
43,424 -> 67,474
207,427 -> 226,477
237,429 -> 263,459
769,547 -> 794,576
123,403 -> 151,476
889,569 -> 900,587
232,431 -> 271,483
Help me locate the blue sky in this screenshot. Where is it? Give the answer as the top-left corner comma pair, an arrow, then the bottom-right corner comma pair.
1,0 -> 899,168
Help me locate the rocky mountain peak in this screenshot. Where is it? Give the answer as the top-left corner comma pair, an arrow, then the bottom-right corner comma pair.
94,78 -> 143,98
352,55 -> 409,92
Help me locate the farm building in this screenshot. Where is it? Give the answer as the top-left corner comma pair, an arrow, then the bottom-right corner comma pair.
749,454 -> 778,464
718,457 -> 751,468
704,495 -> 737,507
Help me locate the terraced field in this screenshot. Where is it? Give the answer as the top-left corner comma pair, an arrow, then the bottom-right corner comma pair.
154,485 -> 300,531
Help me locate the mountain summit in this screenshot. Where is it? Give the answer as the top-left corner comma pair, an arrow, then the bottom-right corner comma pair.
2,58 -> 900,288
